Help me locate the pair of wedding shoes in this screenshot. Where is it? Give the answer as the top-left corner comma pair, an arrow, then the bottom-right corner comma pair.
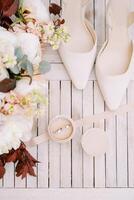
59,0 -> 134,111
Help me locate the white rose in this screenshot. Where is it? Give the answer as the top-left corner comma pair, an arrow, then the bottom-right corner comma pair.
23,0 -> 50,23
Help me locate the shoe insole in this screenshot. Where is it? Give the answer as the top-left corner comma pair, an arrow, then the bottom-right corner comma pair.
98,0 -> 132,76
64,0 -> 94,52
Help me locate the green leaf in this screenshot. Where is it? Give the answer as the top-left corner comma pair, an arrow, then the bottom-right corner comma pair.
26,61 -> 34,76
39,60 -> 51,74
15,47 -> 24,62
18,55 -> 28,70
10,65 -> 20,74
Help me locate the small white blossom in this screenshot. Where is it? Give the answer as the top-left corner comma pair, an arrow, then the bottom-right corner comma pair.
44,22 -> 55,37
0,40 -> 17,69
47,25 -> 70,50
2,54 -> 17,69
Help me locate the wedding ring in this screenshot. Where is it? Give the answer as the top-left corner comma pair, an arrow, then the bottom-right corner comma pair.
48,115 -> 75,143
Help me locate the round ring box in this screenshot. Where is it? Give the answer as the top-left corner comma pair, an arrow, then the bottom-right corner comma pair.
48,115 -> 76,143
81,128 -> 109,157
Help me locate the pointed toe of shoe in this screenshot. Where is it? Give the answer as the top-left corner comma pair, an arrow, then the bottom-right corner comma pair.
71,74 -> 89,90
59,43 -> 97,90
66,60 -> 91,90
95,73 -> 133,110
100,89 -> 124,111
96,71 -> 130,111
104,95 -> 123,111
59,51 -> 94,90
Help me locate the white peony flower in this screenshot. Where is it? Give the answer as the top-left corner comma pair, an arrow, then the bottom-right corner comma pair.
17,32 -> 42,65
0,114 -> 33,155
23,0 -> 50,23
15,78 -> 47,97
0,68 -> 9,81
0,28 -> 41,66
0,27 -> 17,46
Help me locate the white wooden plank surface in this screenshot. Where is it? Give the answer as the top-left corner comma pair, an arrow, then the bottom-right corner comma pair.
116,94 -> 128,187
4,163 -> 14,188
60,81 -> 71,188
1,189 -> 134,200
38,82 -> 49,188
0,178 -> 3,188
128,82 -> 134,187
94,0 -> 106,49
105,108 -> 117,188
49,81 -> 60,187
94,81 -> 105,188
72,86 -> 83,187
15,170 -> 26,188
83,82 -> 94,187
26,119 -> 38,188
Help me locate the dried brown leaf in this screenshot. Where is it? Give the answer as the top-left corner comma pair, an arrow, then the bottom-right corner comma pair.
0,142 -> 39,179
0,78 -> 16,93
6,150 -> 18,163
0,160 -> 5,179
0,0 -> 19,17
49,3 -> 62,16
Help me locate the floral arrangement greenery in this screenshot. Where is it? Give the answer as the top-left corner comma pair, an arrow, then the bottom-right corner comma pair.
0,0 -> 69,179
12,1 -> 70,50
0,81 -> 48,179
0,41 -> 50,93
0,0 -> 70,92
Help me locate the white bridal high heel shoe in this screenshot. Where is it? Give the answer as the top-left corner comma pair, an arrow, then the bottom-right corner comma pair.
96,0 -> 134,110
59,0 -> 97,90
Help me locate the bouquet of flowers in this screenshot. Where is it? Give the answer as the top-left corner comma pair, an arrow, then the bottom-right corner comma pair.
0,0 -> 70,179
0,78 -> 48,179
12,0 -> 70,50
0,0 -> 70,92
